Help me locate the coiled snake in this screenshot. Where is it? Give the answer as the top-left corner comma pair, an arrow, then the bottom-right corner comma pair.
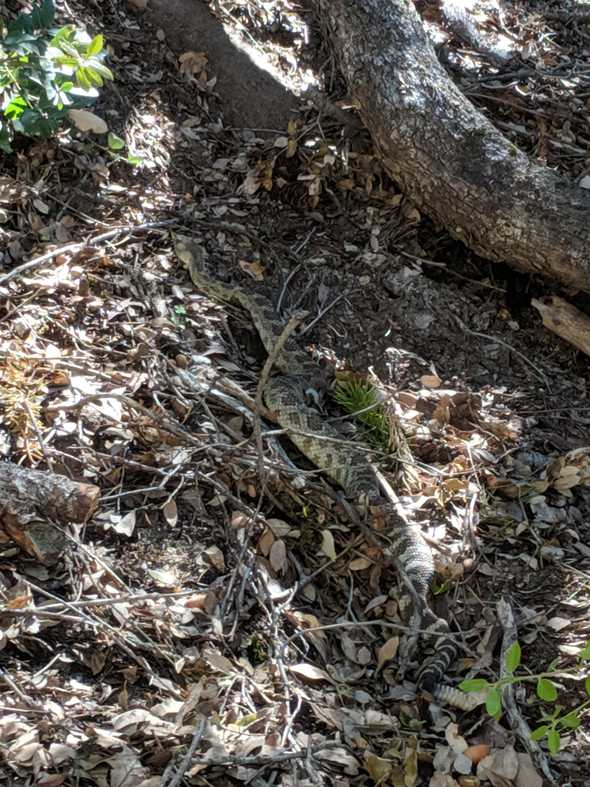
174,236 -> 459,697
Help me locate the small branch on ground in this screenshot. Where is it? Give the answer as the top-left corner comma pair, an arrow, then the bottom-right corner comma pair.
0,220 -> 175,287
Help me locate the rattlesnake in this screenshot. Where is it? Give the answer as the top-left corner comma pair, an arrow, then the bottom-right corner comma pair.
174,235 -> 459,697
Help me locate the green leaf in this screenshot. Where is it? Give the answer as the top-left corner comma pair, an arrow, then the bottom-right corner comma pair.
28,0 -> 55,29
55,55 -> 79,69
530,725 -> 548,741
50,25 -> 76,47
560,712 -> 580,730
81,66 -> 104,88
536,678 -> 558,702
547,728 -> 561,755
504,641 -> 521,674
86,34 -> 103,57
124,154 -> 144,166
75,67 -> 93,90
4,95 -> 28,120
458,679 -> 490,693
585,676 -> 590,697
107,132 -> 125,150
579,641 -> 590,661
485,687 -> 502,717
87,61 -> 113,81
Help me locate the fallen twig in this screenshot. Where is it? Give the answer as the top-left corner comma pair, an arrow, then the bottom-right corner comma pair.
0,220 -> 175,287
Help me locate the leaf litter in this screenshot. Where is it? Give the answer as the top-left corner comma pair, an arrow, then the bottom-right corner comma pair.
0,0 -> 588,785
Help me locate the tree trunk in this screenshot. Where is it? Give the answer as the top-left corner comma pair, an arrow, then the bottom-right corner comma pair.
312,0 -> 590,293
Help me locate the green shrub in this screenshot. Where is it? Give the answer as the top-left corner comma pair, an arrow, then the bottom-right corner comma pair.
0,0 -> 113,151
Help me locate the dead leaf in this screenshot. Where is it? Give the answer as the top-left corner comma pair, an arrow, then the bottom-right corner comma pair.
231,511 -> 249,529
376,636 -> 399,672
269,539 -> 287,573
258,527 -> 275,556
547,616 -> 570,632
203,647 -> 235,675
284,611 -> 325,636
204,545 -> 225,571
162,499 -> 178,527
464,744 -> 490,764
128,0 -> 148,9
148,568 -> 179,588
477,746 -> 519,784
316,746 -> 359,775
514,753 -> 543,787
238,259 -> 265,281
421,374 -> 442,389
108,510 -> 136,536
68,109 -> 108,134
266,517 -> 291,537
349,556 -> 372,571
365,751 -> 393,784
179,51 -> 208,78
288,663 -> 332,683
320,530 -> 337,560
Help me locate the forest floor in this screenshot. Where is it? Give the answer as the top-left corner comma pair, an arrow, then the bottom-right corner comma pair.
0,0 -> 590,785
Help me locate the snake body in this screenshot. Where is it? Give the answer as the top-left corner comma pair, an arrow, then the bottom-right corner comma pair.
175,237 -> 458,695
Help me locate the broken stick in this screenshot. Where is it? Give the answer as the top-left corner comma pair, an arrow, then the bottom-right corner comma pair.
0,462 -> 99,564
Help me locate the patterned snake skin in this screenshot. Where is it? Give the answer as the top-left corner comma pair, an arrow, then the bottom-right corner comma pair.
174,236 -> 458,694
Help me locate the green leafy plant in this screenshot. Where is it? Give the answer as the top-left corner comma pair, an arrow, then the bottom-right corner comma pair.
460,640 -> 590,754
0,0 -> 113,151
106,131 -> 143,166
332,378 -> 391,450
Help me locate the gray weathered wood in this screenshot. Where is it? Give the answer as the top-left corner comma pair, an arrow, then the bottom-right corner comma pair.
313,0 -> 590,292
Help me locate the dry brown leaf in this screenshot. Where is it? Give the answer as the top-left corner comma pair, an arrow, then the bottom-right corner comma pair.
5,581 -> 32,609
364,751 -> 393,784
179,51 -> 208,78
231,511 -> 249,529
320,529 -> 337,560
127,0 -> 148,9
162,499 -> 178,527
269,538 -> 287,573
349,556 -> 372,571
288,663 -> 332,683
376,636 -> 399,672
203,647 -> 235,675
421,374 -> 442,389
316,746 -> 359,775
238,259 -> 265,281
464,744 -> 490,764
258,527 -> 275,556
284,610 -> 325,636
266,517 -> 291,537
204,545 -> 225,571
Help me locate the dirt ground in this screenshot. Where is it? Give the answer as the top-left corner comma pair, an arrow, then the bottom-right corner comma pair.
0,0 -> 589,786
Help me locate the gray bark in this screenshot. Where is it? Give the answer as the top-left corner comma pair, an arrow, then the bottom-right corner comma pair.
313,0 -> 590,292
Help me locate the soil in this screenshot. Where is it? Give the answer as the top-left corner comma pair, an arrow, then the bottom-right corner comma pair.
0,1 -> 589,786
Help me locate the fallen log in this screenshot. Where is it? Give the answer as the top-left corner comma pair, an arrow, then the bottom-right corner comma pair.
0,462 -> 100,564
312,0 -> 590,292
532,296 -> 590,358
